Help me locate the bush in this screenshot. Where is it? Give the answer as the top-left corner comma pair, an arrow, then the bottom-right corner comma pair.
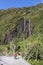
29,60 -> 43,65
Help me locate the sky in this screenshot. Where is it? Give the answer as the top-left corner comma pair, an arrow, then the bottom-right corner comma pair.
0,0 -> 43,9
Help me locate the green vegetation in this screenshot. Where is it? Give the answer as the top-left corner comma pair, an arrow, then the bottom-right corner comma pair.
0,3 -> 43,65
29,60 -> 43,65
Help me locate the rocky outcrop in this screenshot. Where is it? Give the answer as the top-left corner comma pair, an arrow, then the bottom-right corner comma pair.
1,18 -> 32,44
17,18 -> 24,36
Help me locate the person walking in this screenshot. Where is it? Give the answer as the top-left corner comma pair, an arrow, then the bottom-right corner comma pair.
13,52 -> 17,59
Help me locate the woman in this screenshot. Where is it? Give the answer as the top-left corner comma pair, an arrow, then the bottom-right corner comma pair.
13,52 -> 17,59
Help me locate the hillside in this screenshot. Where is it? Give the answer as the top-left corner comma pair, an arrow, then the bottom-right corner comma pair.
0,3 -> 43,65
0,3 -> 43,44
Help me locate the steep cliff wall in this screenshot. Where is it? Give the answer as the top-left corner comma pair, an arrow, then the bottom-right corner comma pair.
1,18 -> 32,44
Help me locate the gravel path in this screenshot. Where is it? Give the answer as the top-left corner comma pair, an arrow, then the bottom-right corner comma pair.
0,56 -> 31,65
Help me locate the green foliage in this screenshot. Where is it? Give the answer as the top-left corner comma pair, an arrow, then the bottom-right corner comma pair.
16,35 -> 43,60
29,60 -> 43,65
0,45 -> 8,51
0,45 -> 8,55
0,3 -> 43,64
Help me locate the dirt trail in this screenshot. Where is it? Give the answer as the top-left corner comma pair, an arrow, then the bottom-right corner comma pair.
0,56 -> 31,65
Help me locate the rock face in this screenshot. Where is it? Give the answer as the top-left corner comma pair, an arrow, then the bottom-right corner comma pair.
2,28 -> 17,44
17,19 -> 24,36
1,18 -> 32,44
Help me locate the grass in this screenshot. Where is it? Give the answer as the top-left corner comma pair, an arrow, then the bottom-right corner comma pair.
29,60 -> 43,65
